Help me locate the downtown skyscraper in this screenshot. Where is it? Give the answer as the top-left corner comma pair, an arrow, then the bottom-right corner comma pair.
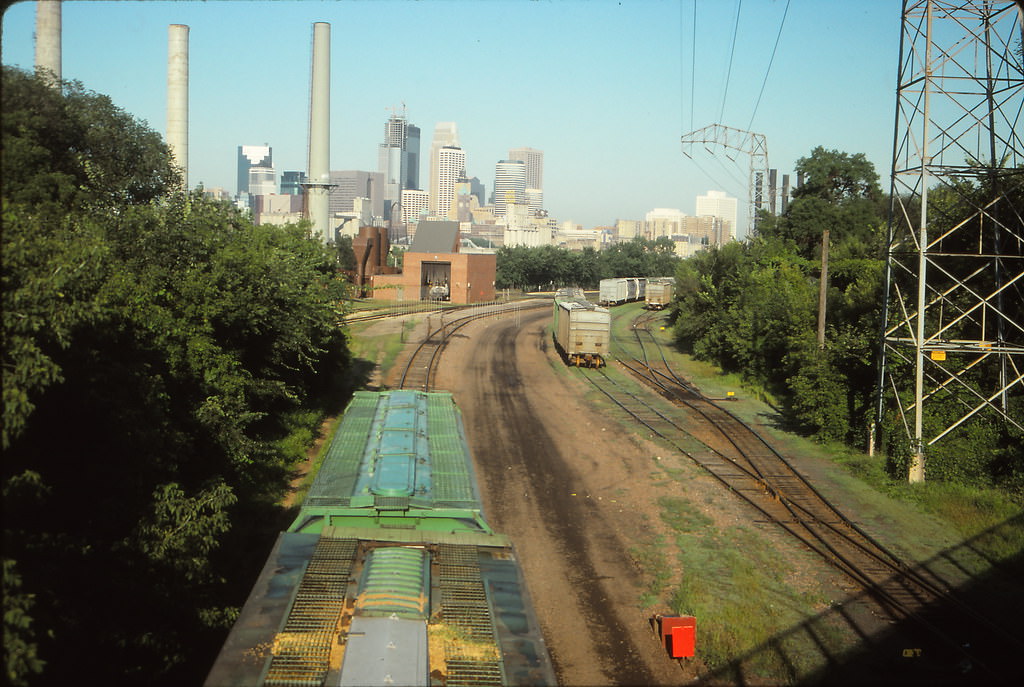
493,159 -> 526,217
428,122 -> 460,216
508,147 -> 543,214
435,146 -> 466,220
378,109 -> 420,222
237,144 -> 272,196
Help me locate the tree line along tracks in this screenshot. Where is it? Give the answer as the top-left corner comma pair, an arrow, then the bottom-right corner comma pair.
578,310 -> 1024,676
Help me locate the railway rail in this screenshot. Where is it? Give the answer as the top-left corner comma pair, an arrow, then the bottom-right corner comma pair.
397,298 -> 549,391
584,310 -> 1024,679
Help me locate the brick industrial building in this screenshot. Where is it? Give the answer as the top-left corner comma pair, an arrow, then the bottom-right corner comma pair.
368,221 -> 496,304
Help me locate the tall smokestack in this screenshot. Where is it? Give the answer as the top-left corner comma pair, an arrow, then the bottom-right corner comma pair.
306,22 -> 331,242
167,24 -> 189,188
35,0 -> 61,84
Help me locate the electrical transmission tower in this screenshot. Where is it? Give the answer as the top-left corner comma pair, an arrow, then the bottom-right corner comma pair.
681,123 -> 768,237
877,1 -> 1024,482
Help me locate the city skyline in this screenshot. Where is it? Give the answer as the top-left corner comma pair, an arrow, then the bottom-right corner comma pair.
1,1 -> 902,235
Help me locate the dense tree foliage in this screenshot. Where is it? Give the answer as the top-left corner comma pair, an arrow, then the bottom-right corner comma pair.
2,68 -> 352,685
495,236 -> 680,290
674,147 -> 888,446
673,145 -> 1023,495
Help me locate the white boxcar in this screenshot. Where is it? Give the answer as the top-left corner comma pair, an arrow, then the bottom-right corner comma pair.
598,278 -> 628,306
553,298 -> 611,367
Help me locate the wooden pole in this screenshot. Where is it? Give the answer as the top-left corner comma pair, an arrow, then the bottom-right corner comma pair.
817,229 -> 830,348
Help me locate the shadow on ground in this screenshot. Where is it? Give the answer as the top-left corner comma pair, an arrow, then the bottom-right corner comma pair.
698,513 -> 1024,686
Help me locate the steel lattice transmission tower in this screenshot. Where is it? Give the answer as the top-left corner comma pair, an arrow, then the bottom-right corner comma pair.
877,0 -> 1024,482
681,123 -> 768,237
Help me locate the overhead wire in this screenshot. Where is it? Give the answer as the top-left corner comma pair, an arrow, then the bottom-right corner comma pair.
690,0 -> 696,132
717,0 -> 743,125
747,0 -> 792,131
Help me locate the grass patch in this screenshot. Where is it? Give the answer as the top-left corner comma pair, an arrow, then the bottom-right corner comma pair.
631,532 -> 673,608
655,495 -> 848,681
287,413 -> 343,508
346,320 -> 416,380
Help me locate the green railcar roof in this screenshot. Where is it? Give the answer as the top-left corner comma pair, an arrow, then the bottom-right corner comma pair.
294,390 -> 484,533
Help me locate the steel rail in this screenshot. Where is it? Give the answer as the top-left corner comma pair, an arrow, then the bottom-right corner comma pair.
397,300 -> 550,391
616,312 -> 1024,673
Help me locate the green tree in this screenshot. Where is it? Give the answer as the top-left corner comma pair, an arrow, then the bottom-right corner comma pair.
2,67 -> 351,684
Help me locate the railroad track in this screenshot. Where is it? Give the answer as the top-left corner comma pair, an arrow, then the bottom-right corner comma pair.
397,299 -> 549,391
585,310 -> 1024,677
343,301 -> 479,325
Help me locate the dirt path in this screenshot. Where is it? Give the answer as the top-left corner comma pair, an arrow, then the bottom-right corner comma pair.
422,301 -> 913,685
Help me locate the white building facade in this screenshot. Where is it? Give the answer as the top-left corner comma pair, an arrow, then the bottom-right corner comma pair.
428,122 -> 460,215
695,190 -> 738,241
435,146 -> 465,220
494,159 -> 526,217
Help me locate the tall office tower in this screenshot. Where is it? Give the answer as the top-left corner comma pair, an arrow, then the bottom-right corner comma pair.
237,145 -> 272,196
281,171 -> 306,196
401,189 -> 429,225
494,159 -> 526,217
405,124 -> 420,190
379,142 -> 402,220
524,188 -> 543,214
508,147 -> 543,191
435,146 -> 466,220
695,190 -> 738,240
428,122 -> 460,214
248,165 -> 276,197
378,110 -> 420,221
328,170 -> 384,219
468,177 -> 485,206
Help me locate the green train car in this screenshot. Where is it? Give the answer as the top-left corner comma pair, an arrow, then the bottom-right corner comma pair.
205,391 -> 555,687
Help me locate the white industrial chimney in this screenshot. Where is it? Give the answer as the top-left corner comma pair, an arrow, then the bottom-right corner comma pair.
34,0 -> 61,83
306,22 -> 331,242
167,24 -> 189,188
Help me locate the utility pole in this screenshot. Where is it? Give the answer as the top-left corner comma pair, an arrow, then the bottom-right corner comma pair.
875,1 -> 1024,483
817,229 -> 830,349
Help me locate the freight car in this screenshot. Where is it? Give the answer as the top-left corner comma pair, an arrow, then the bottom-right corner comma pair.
552,294 -> 611,367
644,277 -> 675,310
598,277 -> 647,306
205,390 -> 555,687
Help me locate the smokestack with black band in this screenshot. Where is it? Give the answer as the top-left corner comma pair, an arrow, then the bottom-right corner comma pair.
167,24 -> 189,188
306,22 -> 331,242
35,0 -> 61,84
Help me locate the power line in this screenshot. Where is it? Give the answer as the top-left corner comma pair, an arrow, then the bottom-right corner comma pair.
690,0 -> 696,132
717,0 -> 744,124
747,0 -> 791,131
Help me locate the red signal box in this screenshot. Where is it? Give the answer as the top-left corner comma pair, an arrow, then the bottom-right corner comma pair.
658,615 -> 696,658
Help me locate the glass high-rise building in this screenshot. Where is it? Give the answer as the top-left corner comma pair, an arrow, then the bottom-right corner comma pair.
508,147 -> 543,191
378,112 -> 421,222
329,170 -> 384,219
281,171 -> 306,196
237,144 -> 272,196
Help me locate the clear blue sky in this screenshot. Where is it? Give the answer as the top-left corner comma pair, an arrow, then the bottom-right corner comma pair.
2,0 -> 901,235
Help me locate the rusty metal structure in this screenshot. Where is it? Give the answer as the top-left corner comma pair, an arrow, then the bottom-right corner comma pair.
877,0 -> 1024,481
352,226 -> 396,297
